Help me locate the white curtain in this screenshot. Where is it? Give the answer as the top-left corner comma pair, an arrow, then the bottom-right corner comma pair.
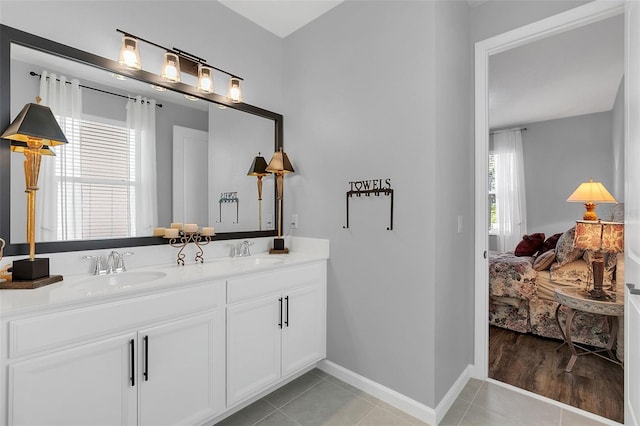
493,129 -> 527,251
126,96 -> 158,237
38,71 -> 83,241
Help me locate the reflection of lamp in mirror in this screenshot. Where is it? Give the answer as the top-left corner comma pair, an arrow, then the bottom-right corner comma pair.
574,220 -> 624,300
266,148 -> 294,253
567,178 -> 616,220
1,98 -> 68,286
247,153 -> 269,231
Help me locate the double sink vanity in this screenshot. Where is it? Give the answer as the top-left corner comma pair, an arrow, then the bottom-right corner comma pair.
0,239 -> 328,425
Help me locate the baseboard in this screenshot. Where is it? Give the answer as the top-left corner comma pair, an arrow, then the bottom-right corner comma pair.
435,364 -> 473,424
316,360 -> 437,425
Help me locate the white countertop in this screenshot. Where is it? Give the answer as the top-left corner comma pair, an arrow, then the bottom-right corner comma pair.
1,238 -> 329,318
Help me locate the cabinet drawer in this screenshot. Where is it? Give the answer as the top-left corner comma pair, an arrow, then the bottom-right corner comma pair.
9,281 -> 225,359
227,262 -> 323,304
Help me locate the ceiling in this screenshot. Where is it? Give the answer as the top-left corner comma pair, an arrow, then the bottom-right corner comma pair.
219,1 -> 624,130
489,14 -> 624,129
218,0 -> 344,38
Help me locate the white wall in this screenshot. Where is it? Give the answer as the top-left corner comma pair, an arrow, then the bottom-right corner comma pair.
283,0 -> 473,408
612,78 -> 624,201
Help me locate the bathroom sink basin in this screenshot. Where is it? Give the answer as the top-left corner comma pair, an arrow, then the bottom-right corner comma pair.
73,271 -> 167,288
231,256 -> 285,266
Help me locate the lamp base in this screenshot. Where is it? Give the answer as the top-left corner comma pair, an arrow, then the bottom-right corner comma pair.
1,274 -> 63,290
12,258 -> 50,281
587,257 -> 611,300
269,238 -> 289,254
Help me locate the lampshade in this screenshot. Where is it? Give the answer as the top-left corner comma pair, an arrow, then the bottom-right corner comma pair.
266,148 -> 295,174
247,153 -> 269,176
197,65 -> 214,93
161,52 -> 181,82
567,178 -> 616,220
574,220 -> 624,253
1,103 -> 69,146
228,77 -> 243,103
118,35 -> 142,70
567,178 -> 616,203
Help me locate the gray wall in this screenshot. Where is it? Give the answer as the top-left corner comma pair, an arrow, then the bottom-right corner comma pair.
522,111 -> 614,237
283,0 -> 473,407
471,0 -> 590,42
612,78 -> 624,202
489,111 -> 615,249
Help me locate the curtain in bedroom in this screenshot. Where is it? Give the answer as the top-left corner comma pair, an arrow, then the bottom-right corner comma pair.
493,129 -> 526,251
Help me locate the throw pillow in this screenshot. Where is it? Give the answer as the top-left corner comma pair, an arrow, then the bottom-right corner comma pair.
555,227 -> 583,266
533,250 -> 555,271
514,233 -> 545,256
537,233 -> 562,256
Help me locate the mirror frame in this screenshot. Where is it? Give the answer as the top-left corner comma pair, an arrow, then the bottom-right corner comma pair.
0,24 -> 283,256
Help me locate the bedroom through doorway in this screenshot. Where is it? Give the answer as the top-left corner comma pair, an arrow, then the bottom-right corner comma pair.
484,8 -> 625,423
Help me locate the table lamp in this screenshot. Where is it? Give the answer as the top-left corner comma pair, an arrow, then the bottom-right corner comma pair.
567,178 -> 616,220
574,220 -> 624,300
266,147 -> 294,253
1,98 -> 68,286
247,153 -> 269,231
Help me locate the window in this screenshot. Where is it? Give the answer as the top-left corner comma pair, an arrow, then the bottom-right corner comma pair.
56,116 -> 136,240
488,154 -> 497,232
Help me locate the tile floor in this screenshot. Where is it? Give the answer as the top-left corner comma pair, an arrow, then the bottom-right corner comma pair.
213,369 -> 613,426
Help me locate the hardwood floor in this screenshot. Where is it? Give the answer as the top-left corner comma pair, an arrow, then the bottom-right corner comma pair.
489,325 -> 624,423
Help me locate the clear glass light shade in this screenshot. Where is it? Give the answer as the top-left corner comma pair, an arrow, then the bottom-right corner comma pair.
197,65 -> 214,93
118,36 -> 142,70
228,77 -> 243,103
161,52 -> 181,82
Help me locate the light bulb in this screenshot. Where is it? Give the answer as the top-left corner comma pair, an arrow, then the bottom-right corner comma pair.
228,77 -> 243,103
197,65 -> 213,93
118,36 -> 141,70
161,52 -> 181,83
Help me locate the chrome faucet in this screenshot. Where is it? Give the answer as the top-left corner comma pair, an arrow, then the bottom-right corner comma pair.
227,241 -> 254,258
83,251 -> 133,275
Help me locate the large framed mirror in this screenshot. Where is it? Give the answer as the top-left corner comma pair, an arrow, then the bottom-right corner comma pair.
0,24 -> 282,256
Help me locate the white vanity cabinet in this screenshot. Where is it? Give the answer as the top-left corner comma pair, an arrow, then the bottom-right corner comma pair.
226,261 -> 326,407
2,280 -> 226,426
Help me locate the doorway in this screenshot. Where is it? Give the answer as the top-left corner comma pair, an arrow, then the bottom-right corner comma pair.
474,1 -> 627,422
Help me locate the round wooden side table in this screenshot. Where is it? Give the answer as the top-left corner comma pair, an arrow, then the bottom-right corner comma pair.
554,286 -> 624,372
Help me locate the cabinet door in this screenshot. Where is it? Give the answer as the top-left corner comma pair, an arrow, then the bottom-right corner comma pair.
138,310 -> 225,426
8,333 -> 137,426
227,294 -> 281,406
282,284 -> 326,376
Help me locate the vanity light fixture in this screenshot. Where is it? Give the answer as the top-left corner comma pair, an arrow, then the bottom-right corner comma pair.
116,29 -> 245,102
161,52 -> 181,82
1,98 -> 68,287
266,148 -> 295,253
197,65 -> 214,94
228,77 -> 243,103
118,35 -> 142,70
247,153 -> 269,231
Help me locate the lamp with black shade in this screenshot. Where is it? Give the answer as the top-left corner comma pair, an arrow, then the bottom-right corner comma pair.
1,98 -> 68,288
247,153 -> 269,231
266,148 -> 294,254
